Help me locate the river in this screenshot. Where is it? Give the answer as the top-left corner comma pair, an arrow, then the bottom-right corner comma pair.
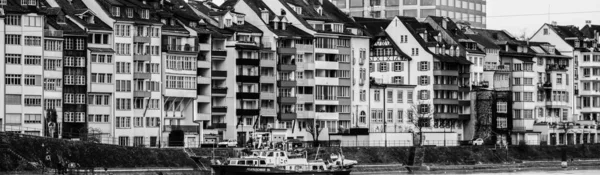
351,169 -> 600,175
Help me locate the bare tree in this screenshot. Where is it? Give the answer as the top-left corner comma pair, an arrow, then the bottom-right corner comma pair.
305,119 -> 324,147
408,100 -> 434,146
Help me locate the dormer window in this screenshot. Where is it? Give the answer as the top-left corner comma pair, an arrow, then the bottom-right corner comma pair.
111,6 -> 121,17
21,0 -> 36,6
126,8 -> 133,18
140,9 -> 150,19
316,6 -> 323,15
170,19 -> 176,26
161,19 -> 167,24
225,19 -> 232,27
289,4 -> 302,14
190,22 -> 197,27
237,15 -> 245,25
82,15 -> 94,24
1,0 -> 7,5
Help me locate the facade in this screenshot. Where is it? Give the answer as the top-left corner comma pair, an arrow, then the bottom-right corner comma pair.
3,0 -> 47,136
332,0 -> 487,28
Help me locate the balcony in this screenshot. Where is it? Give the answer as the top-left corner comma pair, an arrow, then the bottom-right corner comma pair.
236,58 -> 260,66
277,80 -> 297,87
133,54 -> 151,61
434,113 -> 460,119
197,76 -> 210,84
212,106 -> 227,114
260,59 -> 276,67
433,84 -> 459,90
134,91 -> 151,98
277,47 -> 297,54
545,101 -> 569,108
236,75 -> 260,83
513,119 -> 535,131
433,98 -> 458,105
236,92 -> 260,99
133,72 -> 151,79
212,87 -> 227,96
278,96 -> 297,104
212,50 -> 227,57
163,125 -> 200,133
198,43 -> 211,51
484,64 -> 511,72
546,64 -> 568,71
207,123 -> 227,129
260,108 -> 276,115
163,44 -> 198,53
237,109 -> 260,116
472,81 -> 489,89
212,71 -> 227,79
260,75 -> 276,83
260,92 -> 276,99
278,113 -> 297,121
278,64 -> 297,71
44,30 -> 63,38
541,82 -> 552,89
133,35 -> 151,43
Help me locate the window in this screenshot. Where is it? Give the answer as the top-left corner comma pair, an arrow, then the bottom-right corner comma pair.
419,90 -> 430,100
392,76 -> 404,84
557,74 -> 563,84
514,92 -> 521,101
166,55 -> 196,71
412,48 -> 419,56
419,61 -> 429,71
88,33 -> 110,44
543,28 -> 549,35
44,40 -> 63,51
6,54 -> 21,64
524,92 -> 533,102
524,110 -> 533,119
393,62 -> 404,72
397,90 -> 403,103
6,15 -> 21,26
88,94 -> 111,105
126,8 -> 133,18
91,54 -> 113,63
116,98 -> 131,110
497,102 -> 507,113
403,0 -> 417,5
407,91 -> 414,103
24,55 -> 41,65
116,62 -> 131,74
91,73 -> 113,83
419,76 -> 430,85
360,90 -> 366,102
115,24 -> 131,37
6,35 -> 21,45
24,36 -> 41,46
5,74 -> 22,85
24,75 -> 40,86
116,43 -> 131,55
44,99 -> 62,110
75,39 -> 84,50
5,95 -> 22,105
24,114 -> 41,124
24,95 -> 41,106
374,90 -> 381,101
140,9 -> 150,19
116,80 -> 132,92
119,136 -> 129,146
112,6 -> 121,17
21,0 -> 36,5
387,91 -> 393,103
514,109 -> 522,119
379,62 -> 388,72
166,75 -> 197,89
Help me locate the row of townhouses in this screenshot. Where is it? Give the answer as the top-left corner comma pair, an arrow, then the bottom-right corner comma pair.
0,0 -> 597,147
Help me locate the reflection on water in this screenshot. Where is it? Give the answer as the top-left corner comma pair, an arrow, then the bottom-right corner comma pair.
352,169 -> 600,175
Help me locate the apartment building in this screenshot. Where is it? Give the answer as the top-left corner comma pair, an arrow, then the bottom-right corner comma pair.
83,0 -> 164,147
0,4 -> 5,133
332,0 -> 487,28
188,1 -> 265,145
531,22 -> 598,145
3,0 -> 46,136
46,0 -> 116,140
222,0 -> 317,142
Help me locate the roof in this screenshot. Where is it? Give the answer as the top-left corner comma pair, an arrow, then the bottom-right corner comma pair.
354,17 -> 390,37
548,24 -> 584,39
2,0 -> 46,14
95,0 -> 162,24
278,0 -> 366,36
239,0 -> 313,38
465,34 -> 501,49
580,24 -> 600,39
54,0 -> 112,31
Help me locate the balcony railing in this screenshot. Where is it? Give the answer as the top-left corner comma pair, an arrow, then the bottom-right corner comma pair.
163,44 -> 198,52
484,64 -> 511,72
212,87 -> 227,95
212,50 -> 227,57
44,30 -> 63,38
212,71 -> 227,77
546,64 -> 568,71
212,106 -> 227,113
208,123 -> 227,129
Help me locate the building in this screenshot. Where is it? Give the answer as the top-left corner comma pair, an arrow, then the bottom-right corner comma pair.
530,21 -> 598,145
3,0 -> 47,136
331,0 -> 487,28
47,0 -> 116,141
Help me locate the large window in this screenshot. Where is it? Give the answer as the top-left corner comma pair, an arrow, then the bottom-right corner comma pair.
5,94 -> 22,105
497,102 -> 507,113
6,54 -> 21,64
349,0 -> 363,7
24,55 -> 41,65
116,98 -> 131,110
403,0 -> 417,5
45,40 -> 63,51
166,55 -> 196,71
24,16 -> 41,27
6,15 -> 21,26
116,117 -> 131,128
88,33 -> 110,44
165,75 -> 197,89
24,36 -> 41,46
5,74 -> 21,85
6,35 -> 21,45
421,0 -> 435,6
386,0 -> 399,6
403,9 -> 418,17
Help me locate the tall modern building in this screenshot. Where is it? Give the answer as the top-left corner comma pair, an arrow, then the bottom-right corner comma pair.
331,0 -> 487,28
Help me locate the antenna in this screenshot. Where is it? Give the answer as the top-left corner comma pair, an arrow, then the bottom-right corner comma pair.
547,4 -> 550,23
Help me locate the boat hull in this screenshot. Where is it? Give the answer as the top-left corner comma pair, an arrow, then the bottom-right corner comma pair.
212,165 -> 352,175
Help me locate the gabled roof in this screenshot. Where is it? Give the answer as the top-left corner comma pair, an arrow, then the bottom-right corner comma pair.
95,0 -> 161,24
465,34 -> 501,50
235,0 -> 312,38
278,0 -> 366,36
580,24 -> 600,39
56,0 -> 112,31
354,17 -> 390,37
548,24 -> 584,39
187,0 -> 262,35
3,0 -> 46,14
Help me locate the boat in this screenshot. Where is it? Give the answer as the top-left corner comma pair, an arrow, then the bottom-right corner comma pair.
211,150 -> 353,175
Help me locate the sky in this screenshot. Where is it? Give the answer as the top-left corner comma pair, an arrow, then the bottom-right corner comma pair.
211,0 -> 600,38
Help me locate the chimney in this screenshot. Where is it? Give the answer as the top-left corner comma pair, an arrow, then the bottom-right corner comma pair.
586,20 -> 592,27
261,9 -> 269,23
551,21 -> 557,26
442,18 -> 448,29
